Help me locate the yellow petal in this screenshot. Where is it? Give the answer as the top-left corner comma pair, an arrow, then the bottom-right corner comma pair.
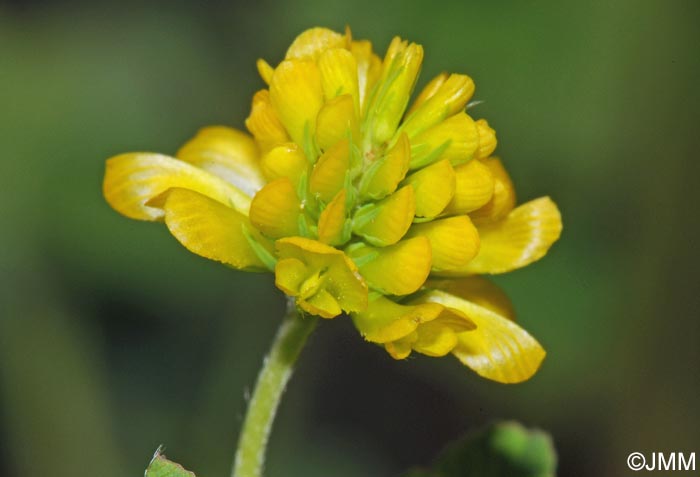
407,216 -> 479,272
442,158 -> 495,215
470,157 -> 516,224
176,126 -> 265,197
285,27 -> 347,60
245,89 -> 290,153
474,118 -> 497,160
351,294 -> 442,343
303,288 -> 343,318
463,196 -> 562,274
411,321 -> 458,357
421,289 -> 546,383
317,189 -> 349,246
426,277 -> 516,321
318,48 -> 359,106
315,95 -> 360,152
404,159 -> 455,218
309,138 -> 350,203
402,74 -> 475,137
275,237 -> 368,317
347,236 -> 432,296
249,178 -> 301,238
275,258 -> 345,319
350,40 -> 382,114
385,333 -> 417,359
409,112 -> 479,169
256,58 -> 274,85
366,37 -> 423,145
103,153 -> 252,221
358,133 -> 410,201
274,258 -> 308,298
352,185 -> 415,246
150,187 -> 269,271
429,307 -> 477,333
259,142 -> 308,184
405,72 -> 448,117
270,59 -> 324,146
382,303 -> 475,358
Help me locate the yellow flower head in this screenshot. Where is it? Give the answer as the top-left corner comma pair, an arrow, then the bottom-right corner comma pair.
103,27 -> 562,383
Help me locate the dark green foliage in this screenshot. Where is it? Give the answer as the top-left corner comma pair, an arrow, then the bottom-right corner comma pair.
407,422 -> 556,477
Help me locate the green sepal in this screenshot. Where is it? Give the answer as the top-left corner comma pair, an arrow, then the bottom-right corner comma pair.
357,156 -> 387,200
351,202 -> 379,233
242,225 -> 277,272
410,140 -> 451,169
302,121 -> 319,165
344,242 -> 380,268
348,130 -> 363,177
340,218 -> 354,245
297,214 -> 312,238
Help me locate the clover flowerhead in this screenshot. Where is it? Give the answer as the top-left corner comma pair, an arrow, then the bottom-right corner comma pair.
103,27 -> 562,384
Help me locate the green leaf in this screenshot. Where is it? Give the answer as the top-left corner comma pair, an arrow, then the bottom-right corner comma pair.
408,421 -> 557,477
145,448 -> 196,477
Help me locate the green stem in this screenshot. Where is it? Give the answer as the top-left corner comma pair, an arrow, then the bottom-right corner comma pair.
231,300 -> 318,477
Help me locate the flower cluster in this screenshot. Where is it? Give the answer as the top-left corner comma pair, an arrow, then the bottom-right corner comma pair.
103,27 -> 561,383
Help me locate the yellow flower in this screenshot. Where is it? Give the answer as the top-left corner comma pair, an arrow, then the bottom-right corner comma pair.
103,27 -> 562,383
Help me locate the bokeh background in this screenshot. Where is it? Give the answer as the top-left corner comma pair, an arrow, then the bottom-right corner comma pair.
1,0 -> 698,476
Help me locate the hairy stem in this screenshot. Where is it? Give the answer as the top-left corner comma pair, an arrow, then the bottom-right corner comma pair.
231,300 -> 317,477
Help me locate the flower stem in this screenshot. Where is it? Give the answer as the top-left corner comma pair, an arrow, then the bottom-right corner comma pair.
231,300 -> 317,477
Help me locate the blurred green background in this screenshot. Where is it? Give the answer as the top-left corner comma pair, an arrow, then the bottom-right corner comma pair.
1,0 -> 698,476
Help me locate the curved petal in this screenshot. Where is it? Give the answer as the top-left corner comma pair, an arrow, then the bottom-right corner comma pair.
365,37 -> 423,145
103,153 -> 251,221
351,294 -> 443,343
176,126 -> 265,196
411,320 -> 459,357
270,59 -> 324,146
274,257 -> 307,296
259,142 -> 308,184
470,157 -> 516,224
347,236 -> 432,296
420,289 -> 546,383
249,178 -> 301,238
352,185 -> 415,246
358,133 -> 410,201
442,158 -> 495,215
317,189 -> 349,245
245,89 -> 290,153
407,216 -> 479,272
465,196 -> 562,274
315,96 -> 359,153
426,277 -> 516,321
309,138 -> 350,203
404,159 -> 455,218
380,305 -> 475,358
150,187 -> 270,271
409,112 -> 479,169
402,73 -> 475,137
350,40 -> 382,114
256,58 -> 274,85
303,288 -> 342,317
285,27 -> 347,60
474,118 -> 497,160
318,48 -> 359,105
275,237 -> 368,318
385,333 -> 417,359
405,72 -> 448,117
